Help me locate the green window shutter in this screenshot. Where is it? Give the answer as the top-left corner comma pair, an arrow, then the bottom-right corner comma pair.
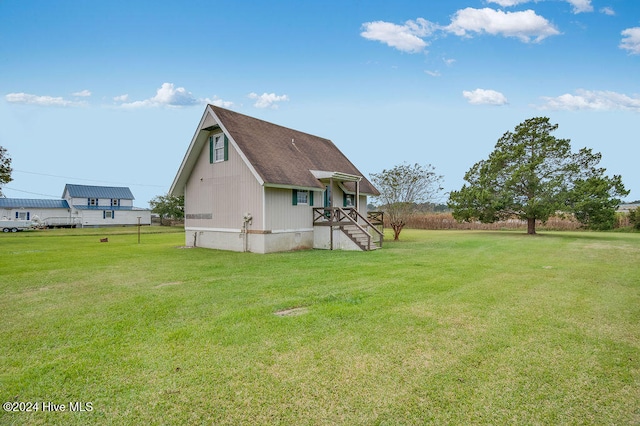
292,189 -> 298,206
209,136 -> 214,163
224,135 -> 229,161
309,191 -> 314,206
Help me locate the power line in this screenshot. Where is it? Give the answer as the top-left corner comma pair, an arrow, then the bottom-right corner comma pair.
13,169 -> 166,188
3,186 -> 61,198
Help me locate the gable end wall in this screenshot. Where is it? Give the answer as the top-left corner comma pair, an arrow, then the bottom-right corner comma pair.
184,132 -> 263,232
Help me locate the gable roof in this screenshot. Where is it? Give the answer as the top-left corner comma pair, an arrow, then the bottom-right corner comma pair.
170,105 -> 379,196
0,198 -> 70,209
63,184 -> 134,200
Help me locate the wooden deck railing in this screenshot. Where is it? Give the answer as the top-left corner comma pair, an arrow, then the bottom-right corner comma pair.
313,207 -> 384,248
367,211 -> 384,226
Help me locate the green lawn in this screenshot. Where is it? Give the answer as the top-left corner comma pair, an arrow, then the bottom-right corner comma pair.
1,227 -> 639,425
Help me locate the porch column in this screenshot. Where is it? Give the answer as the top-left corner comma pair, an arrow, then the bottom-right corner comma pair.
329,177 -> 334,206
329,176 -> 334,250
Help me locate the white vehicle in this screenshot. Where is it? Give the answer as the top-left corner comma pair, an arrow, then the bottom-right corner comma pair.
0,219 -> 33,233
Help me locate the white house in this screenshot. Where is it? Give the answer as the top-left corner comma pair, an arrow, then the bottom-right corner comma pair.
0,184 -> 151,227
169,105 -> 382,253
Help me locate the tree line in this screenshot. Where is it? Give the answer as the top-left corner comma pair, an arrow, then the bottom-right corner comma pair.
370,117 -> 631,239
2,117 -> 636,237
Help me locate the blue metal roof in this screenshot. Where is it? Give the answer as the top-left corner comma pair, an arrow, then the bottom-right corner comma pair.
63,184 -> 134,200
0,198 -> 70,209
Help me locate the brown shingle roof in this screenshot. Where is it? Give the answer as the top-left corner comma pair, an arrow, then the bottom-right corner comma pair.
212,106 -> 378,195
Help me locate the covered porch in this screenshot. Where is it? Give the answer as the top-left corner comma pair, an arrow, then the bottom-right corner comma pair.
310,170 -> 383,251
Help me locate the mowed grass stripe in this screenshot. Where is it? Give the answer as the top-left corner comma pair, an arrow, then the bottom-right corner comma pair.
1,229 -> 638,425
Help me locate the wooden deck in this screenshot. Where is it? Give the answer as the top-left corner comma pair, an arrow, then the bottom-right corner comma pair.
312,208 -> 384,251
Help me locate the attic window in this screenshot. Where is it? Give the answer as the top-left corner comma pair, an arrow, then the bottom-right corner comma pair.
210,134 -> 229,163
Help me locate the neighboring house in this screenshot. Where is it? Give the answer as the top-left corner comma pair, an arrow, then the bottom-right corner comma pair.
0,199 -> 70,223
169,105 -> 382,253
0,184 -> 151,227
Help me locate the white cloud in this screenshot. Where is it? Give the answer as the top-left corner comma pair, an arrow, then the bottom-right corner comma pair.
5,92 -> 87,107
487,0 -> 530,6
538,89 -> 640,111
248,92 -> 289,109
205,96 -> 234,108
600,7 -> 615,16
463,88 -> 508,105
620,27 -> 640,55
113,94 -> 129,102
117,83 -> 205,108
361,8 -> 560,55
360,18 -> 435,53
446,8 -> 560,43
487,0 -> 593,13
7,85 -> 232,109
72,89 -> 92,97
566,0 -> 593,13
149,82 -> 198,106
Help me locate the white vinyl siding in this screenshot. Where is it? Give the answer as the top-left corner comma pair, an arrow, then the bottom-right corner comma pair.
266,188 -> 313,231
186,135 -> 263,230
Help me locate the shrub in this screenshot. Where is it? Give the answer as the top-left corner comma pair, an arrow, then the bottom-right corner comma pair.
629,208 -> 640,230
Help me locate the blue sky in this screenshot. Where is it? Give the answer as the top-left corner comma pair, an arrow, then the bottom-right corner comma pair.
1,0 -> 639,208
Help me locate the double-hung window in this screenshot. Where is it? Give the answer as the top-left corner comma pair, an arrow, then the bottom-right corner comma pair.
297,190 -> 309,205
209,134 -> 228,163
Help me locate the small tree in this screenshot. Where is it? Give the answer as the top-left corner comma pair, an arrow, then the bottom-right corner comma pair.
0,146 -> 12,197
448,117 -> 627,234
370,163 -> 443,240
149,194 -> 184,225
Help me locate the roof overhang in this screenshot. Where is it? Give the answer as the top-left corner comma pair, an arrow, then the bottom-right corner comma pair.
169,108 -> 217,196
264,183 -> 323,192
310,170 -> 362,182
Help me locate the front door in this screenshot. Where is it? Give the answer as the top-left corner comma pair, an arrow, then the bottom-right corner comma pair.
323,185 -> 332,220
324,185 -> 332,208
